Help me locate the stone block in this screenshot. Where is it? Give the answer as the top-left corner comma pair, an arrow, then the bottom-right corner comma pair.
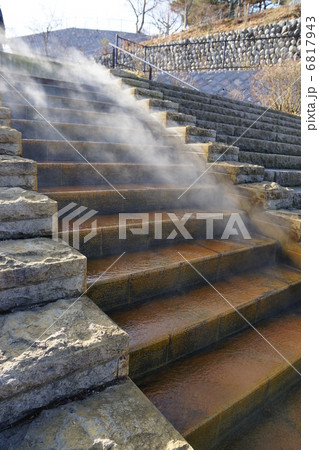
0,296 -> 129,428
210,161 -> 264,184
0,237 -> 86,311
0,187 -> 57,240
0,155 -> 37,190
0,379 -> 190,449
238,182 -> 294,210
0,126 -> 22,156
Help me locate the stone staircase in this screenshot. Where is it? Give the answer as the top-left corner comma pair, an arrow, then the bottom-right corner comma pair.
0,62 -> 300,449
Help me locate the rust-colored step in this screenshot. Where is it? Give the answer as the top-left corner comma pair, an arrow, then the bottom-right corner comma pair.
87,238 -> 276,312
22,140 -> 181,163
38,184 -> 230,214
137,310 -> 301,450
57,209 -> 243,257
110,264 -> 300,378
37,162 -> 198,187
219,384 -> 300,450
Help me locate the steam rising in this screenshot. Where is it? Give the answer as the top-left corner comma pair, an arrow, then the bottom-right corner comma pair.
0,43 -> 240,212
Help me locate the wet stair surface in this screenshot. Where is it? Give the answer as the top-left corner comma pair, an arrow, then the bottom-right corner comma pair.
1,70 -> 301,449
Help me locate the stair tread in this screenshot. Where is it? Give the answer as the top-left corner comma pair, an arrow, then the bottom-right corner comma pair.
58,209 -> 236,231
219,384 -> 300,450
39,183 -> 212,193
110,264 -> 300,352
137,310 -> 300,437
87,237 -> 275,284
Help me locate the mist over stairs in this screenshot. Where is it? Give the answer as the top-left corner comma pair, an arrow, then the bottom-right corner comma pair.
0,52 -> 300,449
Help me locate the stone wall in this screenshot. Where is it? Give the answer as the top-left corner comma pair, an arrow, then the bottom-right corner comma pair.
101,17 -> 300,72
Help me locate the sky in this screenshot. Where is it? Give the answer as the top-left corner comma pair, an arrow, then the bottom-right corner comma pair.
0,0 -> 154,38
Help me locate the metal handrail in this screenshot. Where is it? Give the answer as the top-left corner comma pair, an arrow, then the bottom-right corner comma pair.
109,42 -> 200,92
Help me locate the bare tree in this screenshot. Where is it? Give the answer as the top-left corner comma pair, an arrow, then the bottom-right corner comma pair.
152,1 -> 181,35
30,9 -> 62,57
126,0 -> 162,33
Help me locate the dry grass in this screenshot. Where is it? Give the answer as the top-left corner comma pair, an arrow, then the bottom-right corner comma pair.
251,60 -> 301,115
142,5 -> 300,45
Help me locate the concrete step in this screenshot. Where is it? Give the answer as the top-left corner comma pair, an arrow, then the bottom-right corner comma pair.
22,139 -> 182,163
0,187 -> 56,240
138,97 -> 179,112
0,155 -> 36,190
169,125 -> 216,144
87,237 -> 277,312
111,263 -> 300,378
0,237 -> 86,312
37,162 -> 199,187
111,72 -> 301,124
217,134 -> 301,157
0,70 -> 104,93
264,168 -> 301,187
0,125 -> 21,156
149,80 -> 301,126
238,150 -> 301,170
2,94 -> 122,114
58,209 -> 244,257
189,142 -> 239,162
154,110 -> 196,127
7,103 -> 142,126
237,182 -> 294,211
0,378 -> 190,449
2,82 -> 115,104
179,106 -> 301,137
137,309 -> 300,449
219,384 -> 300,450
197,118 -> 301,146
12,119 -> 163,142
129,86 -> 164,100
38,184 -> 229,214
0,296 -> 128,429
159,88 -> 300,129
209,161 -> 264,185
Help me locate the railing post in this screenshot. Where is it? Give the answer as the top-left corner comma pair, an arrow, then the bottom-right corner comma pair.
112,47 -> 115,68
144,46 -> 147,74
149,66 -> 152,81
222,39 -> 227,69
115,34 -> 119,67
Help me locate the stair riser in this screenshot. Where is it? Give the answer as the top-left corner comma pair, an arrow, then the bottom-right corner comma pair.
22,141 -> 180,163
3,84 -> 113,103
8,104 -> 142,127
239,151 -> 301,170
156,86 -> 301,123
186,359 -> 301,450
37,165 -> 200,187
88,243 -> 276,313
12,120 -> 155,142
59,213 -> 242,257
188,108 -> 301,137
41,186 -> 229,215
129,284 -> 300,379
199,121 -> 300,146
264,170 -> 301,187
217,134 -> 300,157
2,94 -> 118,114
163,94 -> 300,129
